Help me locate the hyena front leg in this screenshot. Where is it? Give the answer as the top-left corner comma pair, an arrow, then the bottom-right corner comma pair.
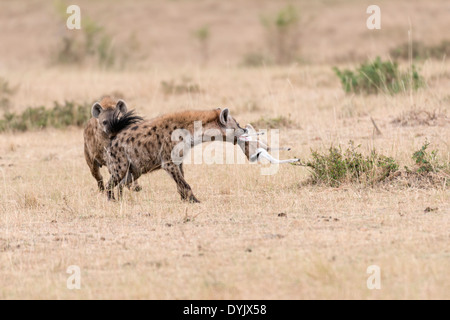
106,175 -> 118,201
162,161 -> 199,203
179,163 -> 184,177
106,163 -> 128,201
84,147 -> 104,191
107,170 -> 128,201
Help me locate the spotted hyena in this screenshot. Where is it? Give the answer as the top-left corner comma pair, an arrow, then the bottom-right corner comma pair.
101,108 -> 247,203
83,97 -> 143,192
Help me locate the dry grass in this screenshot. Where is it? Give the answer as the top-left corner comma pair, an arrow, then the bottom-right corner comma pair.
0,62 -> 448,299
0,0 -> 449,300
391,109 -> 449,127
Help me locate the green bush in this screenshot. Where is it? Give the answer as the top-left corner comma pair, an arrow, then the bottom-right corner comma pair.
409,141 -> 449,174
304,142 -> 399,187
0,77 -> 17,110
55,16 -> 117,68
333,57 -> 424,94
0,101 -> 91,132
193,25 -> 210,65
296,141 -> 449,188
53,1 -> 140,69
261,5 -> 300,64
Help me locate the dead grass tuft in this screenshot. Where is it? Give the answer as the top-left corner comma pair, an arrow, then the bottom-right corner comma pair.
391,109 -> 449,127
384,170 -> 449,189
252,115 -> 298,129
161,78 -> 201,95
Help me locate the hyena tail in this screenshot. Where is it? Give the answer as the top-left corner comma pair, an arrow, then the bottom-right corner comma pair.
107,109 -> 143,138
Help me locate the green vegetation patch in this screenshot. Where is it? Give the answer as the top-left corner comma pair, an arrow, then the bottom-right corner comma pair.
295,141 -> 449,188
302,142 -> 398,187
333,57 -> 424,95
0,101 -> 90,132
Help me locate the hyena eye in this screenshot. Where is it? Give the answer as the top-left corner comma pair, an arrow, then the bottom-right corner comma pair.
102,120 -> 107,125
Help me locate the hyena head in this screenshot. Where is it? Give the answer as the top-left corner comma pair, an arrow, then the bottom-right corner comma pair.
92,99 -> 143,138
91,99 -> 128,136
213,108 -> 247,142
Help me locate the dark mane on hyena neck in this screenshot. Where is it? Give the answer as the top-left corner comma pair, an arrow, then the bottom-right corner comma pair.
107,109 -> 143,138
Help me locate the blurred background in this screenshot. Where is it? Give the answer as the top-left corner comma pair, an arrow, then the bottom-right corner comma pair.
0,0 -> 449,69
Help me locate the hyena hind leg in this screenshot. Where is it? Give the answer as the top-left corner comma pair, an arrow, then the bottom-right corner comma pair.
179,163 -> 184,177
106,177 -> 117,201
106,172 -> 124,201
122,167 -> 142,192
163,161 -> 199,203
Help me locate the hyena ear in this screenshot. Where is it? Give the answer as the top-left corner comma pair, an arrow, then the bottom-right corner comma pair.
219,108 -> 229,125
116,99 -> 127,114
91,102 -> 102,118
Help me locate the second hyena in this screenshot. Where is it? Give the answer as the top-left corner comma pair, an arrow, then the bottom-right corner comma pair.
101,108 -> 247,203
84,97 -> 143,192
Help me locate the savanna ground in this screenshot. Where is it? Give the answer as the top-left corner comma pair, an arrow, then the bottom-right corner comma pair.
0,0 -> 449,299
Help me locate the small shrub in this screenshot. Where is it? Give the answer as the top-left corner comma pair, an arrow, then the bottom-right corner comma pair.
409,141 -> 449,174
252,115 -> 297,129
304,142 -> 399,187
241,52 -> 272,67
261,5 -> 300,64
0,101 -> 91,132
161,78 -> 201,95
117,32 -> 147,69
296,141 -> 448,188
193,26 -> 210,65
53,2 -> 136,69
239,100 -> 261,113
428,40 -> 450,60
389,41 -> 428,61
333,57 -> 424,95
389,142 -> 450,188
0,77 -> 17,110
97,33 -> 115,68
54,18 -> 117,68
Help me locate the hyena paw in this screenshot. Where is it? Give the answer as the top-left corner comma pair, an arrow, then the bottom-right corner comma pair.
188,195 -> 200,203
